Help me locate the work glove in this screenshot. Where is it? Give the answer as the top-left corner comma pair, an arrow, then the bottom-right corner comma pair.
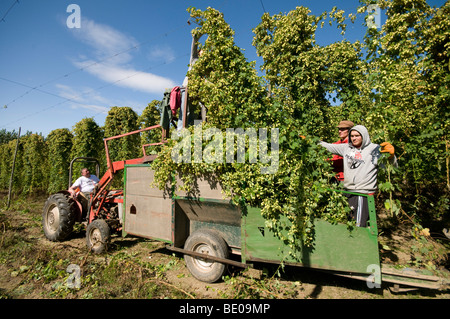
380,142 -> 395,158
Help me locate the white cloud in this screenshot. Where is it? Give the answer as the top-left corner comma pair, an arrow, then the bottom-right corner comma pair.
55,84 -> 81,101
69,17 -> 175,93
148,45 -> 176,64
75,103 -> 109,114
55,83 -> 109,114
71,18 -> 136,64
74,60 -> 176,93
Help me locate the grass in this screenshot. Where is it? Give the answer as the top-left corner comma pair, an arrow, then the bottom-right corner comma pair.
0,192 -> 449,299
0,193 -> 191,299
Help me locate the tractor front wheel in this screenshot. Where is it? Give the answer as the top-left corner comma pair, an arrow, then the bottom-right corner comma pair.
86,219 -> 111,254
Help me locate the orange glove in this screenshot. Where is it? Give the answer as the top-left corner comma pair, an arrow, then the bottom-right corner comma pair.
380,142 -> 395,158
299,135 -> 306,139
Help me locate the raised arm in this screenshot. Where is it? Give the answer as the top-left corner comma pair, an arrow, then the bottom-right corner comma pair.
318,141 -> 347,157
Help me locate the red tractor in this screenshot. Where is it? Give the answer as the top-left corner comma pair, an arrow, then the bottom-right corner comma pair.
42,124 -> 165,253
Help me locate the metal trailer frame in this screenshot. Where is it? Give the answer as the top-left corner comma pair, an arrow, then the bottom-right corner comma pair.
120,164 -> 450,291
85,125 -> 165,224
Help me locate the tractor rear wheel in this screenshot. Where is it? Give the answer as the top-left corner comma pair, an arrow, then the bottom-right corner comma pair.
42,193 -> 76,241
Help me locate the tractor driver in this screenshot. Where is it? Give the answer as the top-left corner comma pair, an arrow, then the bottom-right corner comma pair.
68,168 -> 100,216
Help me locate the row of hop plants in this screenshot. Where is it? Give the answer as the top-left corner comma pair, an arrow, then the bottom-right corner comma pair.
0,102 -> 161,195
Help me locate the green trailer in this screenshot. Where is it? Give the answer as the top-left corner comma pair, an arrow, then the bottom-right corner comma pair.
120,164 -> 449,291
43,125 -> 449,292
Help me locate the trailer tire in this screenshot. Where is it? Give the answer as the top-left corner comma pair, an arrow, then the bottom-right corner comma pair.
184,229 -> 229,283
42,193 -> 75,241
86,219 -> 110,254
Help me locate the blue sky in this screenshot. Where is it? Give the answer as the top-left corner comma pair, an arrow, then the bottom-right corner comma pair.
0,0 -> 445,137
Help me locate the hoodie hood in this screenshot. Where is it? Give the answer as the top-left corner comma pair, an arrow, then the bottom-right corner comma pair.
349,125 -> 371,149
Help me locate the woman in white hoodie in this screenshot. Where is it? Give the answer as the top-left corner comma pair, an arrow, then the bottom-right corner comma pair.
319,125 -> 397,227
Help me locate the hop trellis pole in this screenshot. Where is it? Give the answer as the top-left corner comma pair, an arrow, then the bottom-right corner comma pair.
7,127 -> 20,209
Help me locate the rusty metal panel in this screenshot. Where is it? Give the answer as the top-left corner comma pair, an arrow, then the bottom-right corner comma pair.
174,173 -> 230,200
175,198 -> 240,225
126,165 -> 171,198
173,200 -> 189,247
123,165 -> 172,242
174,198 -> 241,248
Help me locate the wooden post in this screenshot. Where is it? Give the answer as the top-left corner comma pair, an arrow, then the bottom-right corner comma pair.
446,139 -> 449,191
7,127 -> 21,209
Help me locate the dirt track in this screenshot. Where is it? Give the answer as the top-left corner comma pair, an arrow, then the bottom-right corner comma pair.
0,193 -> 449,300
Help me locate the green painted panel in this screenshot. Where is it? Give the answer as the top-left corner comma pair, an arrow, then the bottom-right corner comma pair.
242,206 -> 380,275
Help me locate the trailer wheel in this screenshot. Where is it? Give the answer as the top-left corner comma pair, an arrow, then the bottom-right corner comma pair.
86,219 -> 110,254
184,229 -> 229,283
42,193 -> 75,241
